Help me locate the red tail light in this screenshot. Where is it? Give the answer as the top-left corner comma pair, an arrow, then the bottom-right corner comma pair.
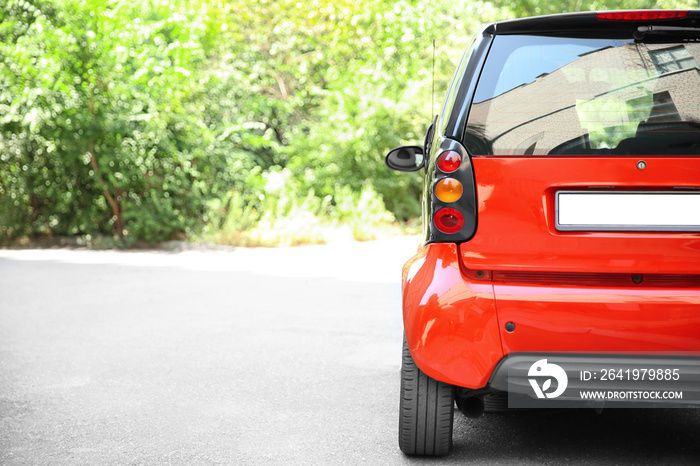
429,139 -> 475,242
434,208 -> 465,234
436,151 -> 462,173
596,11 -> 688,21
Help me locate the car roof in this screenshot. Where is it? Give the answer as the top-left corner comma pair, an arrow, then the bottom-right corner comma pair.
490,10 -> 700,37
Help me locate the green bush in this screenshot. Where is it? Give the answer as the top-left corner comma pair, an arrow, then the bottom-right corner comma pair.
3,0 -> 695,246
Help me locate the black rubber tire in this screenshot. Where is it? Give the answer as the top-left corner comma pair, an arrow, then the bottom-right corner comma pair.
398,338 -> 454,456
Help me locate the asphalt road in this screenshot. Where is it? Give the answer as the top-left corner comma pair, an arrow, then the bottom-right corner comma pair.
1,238 -> 699,465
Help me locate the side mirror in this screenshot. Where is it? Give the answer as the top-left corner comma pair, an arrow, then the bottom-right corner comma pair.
385,145 -> 424,172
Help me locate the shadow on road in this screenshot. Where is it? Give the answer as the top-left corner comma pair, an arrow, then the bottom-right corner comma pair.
448,407 -> 700,465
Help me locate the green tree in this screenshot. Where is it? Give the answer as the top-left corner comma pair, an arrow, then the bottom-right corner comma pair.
1,0 -> 221,241
4,0 -> 697,245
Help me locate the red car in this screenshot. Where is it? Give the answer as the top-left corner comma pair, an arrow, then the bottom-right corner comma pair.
387,10 -> 700,456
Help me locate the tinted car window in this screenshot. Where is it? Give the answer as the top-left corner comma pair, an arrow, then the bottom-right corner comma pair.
466,35 -> 700,156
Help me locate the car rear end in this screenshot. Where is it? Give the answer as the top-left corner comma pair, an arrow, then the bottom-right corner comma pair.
397,10 -> 700,456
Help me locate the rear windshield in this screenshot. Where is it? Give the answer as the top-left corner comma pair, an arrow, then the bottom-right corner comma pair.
465,35 -> 700,156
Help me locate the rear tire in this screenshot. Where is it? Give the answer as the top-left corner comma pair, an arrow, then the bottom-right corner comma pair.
398,338 -> 454,456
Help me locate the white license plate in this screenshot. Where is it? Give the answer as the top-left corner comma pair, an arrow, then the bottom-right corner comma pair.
556,191 -> 700,232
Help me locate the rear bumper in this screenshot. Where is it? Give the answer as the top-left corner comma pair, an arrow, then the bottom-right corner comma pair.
402,243 -> 700,390
488,353 -> 700,407
401,243 -> 503,388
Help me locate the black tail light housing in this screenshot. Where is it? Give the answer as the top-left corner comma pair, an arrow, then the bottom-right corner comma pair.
426,137 -> 477,243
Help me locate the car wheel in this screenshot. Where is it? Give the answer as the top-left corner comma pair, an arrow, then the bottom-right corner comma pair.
398,337 -> 454,456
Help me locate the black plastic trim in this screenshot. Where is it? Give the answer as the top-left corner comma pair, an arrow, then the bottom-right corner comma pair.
493,11 -> 700,37
424,138 -> 478,244
488,352 -> 700,404
445,26 -> 494,142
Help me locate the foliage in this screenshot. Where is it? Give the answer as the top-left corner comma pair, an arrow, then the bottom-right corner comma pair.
496,0 -> 697,17
1,0 -> 698,245
1,0 -> 217,242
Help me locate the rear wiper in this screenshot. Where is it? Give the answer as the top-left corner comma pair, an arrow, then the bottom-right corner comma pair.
634,25 -> 700,41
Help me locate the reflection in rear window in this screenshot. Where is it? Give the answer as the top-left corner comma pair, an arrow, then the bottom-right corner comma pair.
465,35 -> 700,156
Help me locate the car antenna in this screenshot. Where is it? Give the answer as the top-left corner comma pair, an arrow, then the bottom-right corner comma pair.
431,38 -> 436,116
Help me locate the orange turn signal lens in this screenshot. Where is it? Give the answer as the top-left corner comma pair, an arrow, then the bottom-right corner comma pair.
435,178 -> 463,203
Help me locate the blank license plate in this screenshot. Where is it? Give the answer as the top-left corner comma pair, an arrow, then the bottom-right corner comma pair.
556,191 -> 700,232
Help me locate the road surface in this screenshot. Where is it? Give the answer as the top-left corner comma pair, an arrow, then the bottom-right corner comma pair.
1,238 -> 698,464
